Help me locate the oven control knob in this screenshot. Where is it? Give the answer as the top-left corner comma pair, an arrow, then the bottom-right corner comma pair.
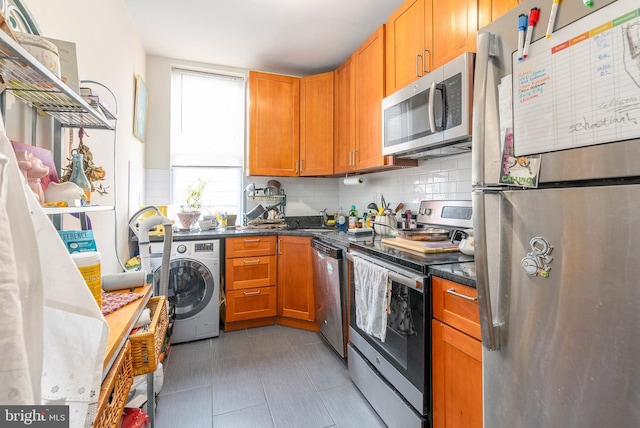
177,244 -> 187,254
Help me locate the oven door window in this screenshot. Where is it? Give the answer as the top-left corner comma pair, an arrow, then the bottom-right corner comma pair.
350,274 -> 426,391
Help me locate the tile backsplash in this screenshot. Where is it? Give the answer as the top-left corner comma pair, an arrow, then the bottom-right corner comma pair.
144,153 -> 472,220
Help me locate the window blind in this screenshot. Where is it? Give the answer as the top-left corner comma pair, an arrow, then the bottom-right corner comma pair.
170,68 -> 245,167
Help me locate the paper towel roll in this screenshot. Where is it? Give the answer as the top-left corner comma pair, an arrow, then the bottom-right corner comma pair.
343,176 -> 363,185
102,270 -> 148,291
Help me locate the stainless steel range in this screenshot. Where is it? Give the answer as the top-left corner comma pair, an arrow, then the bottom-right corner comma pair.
347,200 -> 473,428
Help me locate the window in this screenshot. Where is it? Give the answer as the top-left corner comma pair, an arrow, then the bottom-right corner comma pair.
170,68 -> 245,214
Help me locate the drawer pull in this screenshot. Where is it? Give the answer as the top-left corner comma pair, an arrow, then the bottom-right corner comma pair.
243,259 -> 261,265
243,290 -> 261,296
446,288 -> 478,301
243,238 -> 261,243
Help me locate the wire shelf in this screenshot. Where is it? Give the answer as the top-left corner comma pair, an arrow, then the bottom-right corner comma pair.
0,30 -> 114,129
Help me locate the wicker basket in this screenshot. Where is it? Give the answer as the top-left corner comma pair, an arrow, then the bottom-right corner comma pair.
129,296 -> 169,376
93,340 -> 133,428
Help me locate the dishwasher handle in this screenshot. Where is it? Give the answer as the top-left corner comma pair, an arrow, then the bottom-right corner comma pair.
311,238 -> 343,259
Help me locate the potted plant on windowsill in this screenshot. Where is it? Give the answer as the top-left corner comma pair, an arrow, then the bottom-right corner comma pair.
177,178 -> 207,229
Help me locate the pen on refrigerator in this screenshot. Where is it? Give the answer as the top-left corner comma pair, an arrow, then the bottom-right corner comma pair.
546,0 -> 560,38
583,0 -> 593,6
518,14 -> 528,61
523,8 -> 540,59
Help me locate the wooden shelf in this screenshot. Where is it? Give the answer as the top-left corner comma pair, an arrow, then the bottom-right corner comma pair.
102,284 -> 152,378
0,30 -> 114,129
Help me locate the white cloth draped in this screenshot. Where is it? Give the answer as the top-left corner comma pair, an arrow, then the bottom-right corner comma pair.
0,112 -> 108,428
354,256 -> 391,342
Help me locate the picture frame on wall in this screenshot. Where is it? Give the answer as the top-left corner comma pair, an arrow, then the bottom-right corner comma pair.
133,74 -> 148,142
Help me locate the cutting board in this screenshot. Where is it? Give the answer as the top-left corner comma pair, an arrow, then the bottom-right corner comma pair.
381,237 -> 460,254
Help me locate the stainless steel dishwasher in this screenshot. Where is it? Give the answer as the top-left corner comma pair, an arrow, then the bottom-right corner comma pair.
311,237 -> 348,358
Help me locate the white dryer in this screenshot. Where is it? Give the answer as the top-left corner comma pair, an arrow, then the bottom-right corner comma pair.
150,240 -> 220,344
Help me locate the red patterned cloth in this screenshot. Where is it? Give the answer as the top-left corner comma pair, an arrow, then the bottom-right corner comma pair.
101,291 -> 144,315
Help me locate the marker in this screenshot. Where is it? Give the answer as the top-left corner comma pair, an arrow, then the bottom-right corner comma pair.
583,0 -> 593,6
546,0 -> 560,38
518,14 -> 528,61
523,8 -> 540,59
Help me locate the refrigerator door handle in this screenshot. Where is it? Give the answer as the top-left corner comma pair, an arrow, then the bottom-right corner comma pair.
471,31 -> 497,187
473,189 -> 499,350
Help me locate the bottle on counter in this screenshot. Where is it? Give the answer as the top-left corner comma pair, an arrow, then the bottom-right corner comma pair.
69,152 -> 91,205
337,207 -> 348,232
348,205 -> 358,229
363,212 -> 370,228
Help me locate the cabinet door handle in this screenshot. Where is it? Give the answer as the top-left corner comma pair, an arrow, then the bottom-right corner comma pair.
243,238 -> 261,243
295,160 -> 299,174
352,150 -> 358,166
278,239 -> 282,255
416,53 -> 423,78
243,259 -> 261,265
423,49 -> 431,74
243,290 -> 261,296
349,150 -> 354,166
446,288 -> 478,301
300,159 -> 304,173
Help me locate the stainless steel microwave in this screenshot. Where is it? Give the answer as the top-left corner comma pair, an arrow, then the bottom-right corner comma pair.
382,52 -> 474,158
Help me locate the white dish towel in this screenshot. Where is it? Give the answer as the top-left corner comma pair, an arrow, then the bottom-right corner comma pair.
354,256 -> 391,342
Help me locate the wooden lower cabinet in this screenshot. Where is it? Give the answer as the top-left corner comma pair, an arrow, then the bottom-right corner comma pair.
224,236 -> 278,330
432,319 -> 482,428
432,276 -> 482,428
224,235 -> 317,331
225,286 -> 277,322
277,236 -> 314,323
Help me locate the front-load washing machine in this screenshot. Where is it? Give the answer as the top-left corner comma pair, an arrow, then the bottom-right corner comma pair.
150,239 -> 220,344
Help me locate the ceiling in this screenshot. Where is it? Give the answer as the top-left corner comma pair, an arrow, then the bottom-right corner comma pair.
123,0 -> 405,76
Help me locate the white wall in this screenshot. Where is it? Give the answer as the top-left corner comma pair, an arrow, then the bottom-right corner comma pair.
10,0 -> 147,273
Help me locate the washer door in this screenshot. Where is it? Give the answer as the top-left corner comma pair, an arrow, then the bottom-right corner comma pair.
154,258 -> 214,320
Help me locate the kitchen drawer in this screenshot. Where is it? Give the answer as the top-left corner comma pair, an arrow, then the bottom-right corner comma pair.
226,235 -> 276,258
432,276 -> 481,340
226,255 -> 277,290
226,285 -> 277,322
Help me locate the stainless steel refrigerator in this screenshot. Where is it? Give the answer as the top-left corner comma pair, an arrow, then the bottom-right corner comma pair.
472,0 -> 640,427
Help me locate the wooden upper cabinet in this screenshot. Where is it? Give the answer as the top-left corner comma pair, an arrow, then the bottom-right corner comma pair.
478,0 -> 519,28
300,71 -> 334,176
334,54 -> 356,174
428,0 -> 479,70
386,0 -> 478,93
354,26 -> 385,171
248,71 -> 300,176
385,0 -> 427,95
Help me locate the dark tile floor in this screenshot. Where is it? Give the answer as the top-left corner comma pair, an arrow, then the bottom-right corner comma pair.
155,324 -> 386,428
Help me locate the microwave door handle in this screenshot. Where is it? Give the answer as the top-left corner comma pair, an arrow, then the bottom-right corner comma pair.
428,81 -> 437,133
435,83 -> 446,132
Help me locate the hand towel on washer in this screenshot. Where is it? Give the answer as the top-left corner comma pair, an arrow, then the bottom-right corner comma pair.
354,256 -> 391,342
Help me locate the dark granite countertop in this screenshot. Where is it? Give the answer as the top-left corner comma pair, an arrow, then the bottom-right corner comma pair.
140,222 -> 475,285
428,262 -> 476,288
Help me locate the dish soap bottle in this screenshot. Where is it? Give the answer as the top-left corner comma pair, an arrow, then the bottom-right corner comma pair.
348,205 -> 358,229
69,152 -> 91,205
336,207 -> 347,232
